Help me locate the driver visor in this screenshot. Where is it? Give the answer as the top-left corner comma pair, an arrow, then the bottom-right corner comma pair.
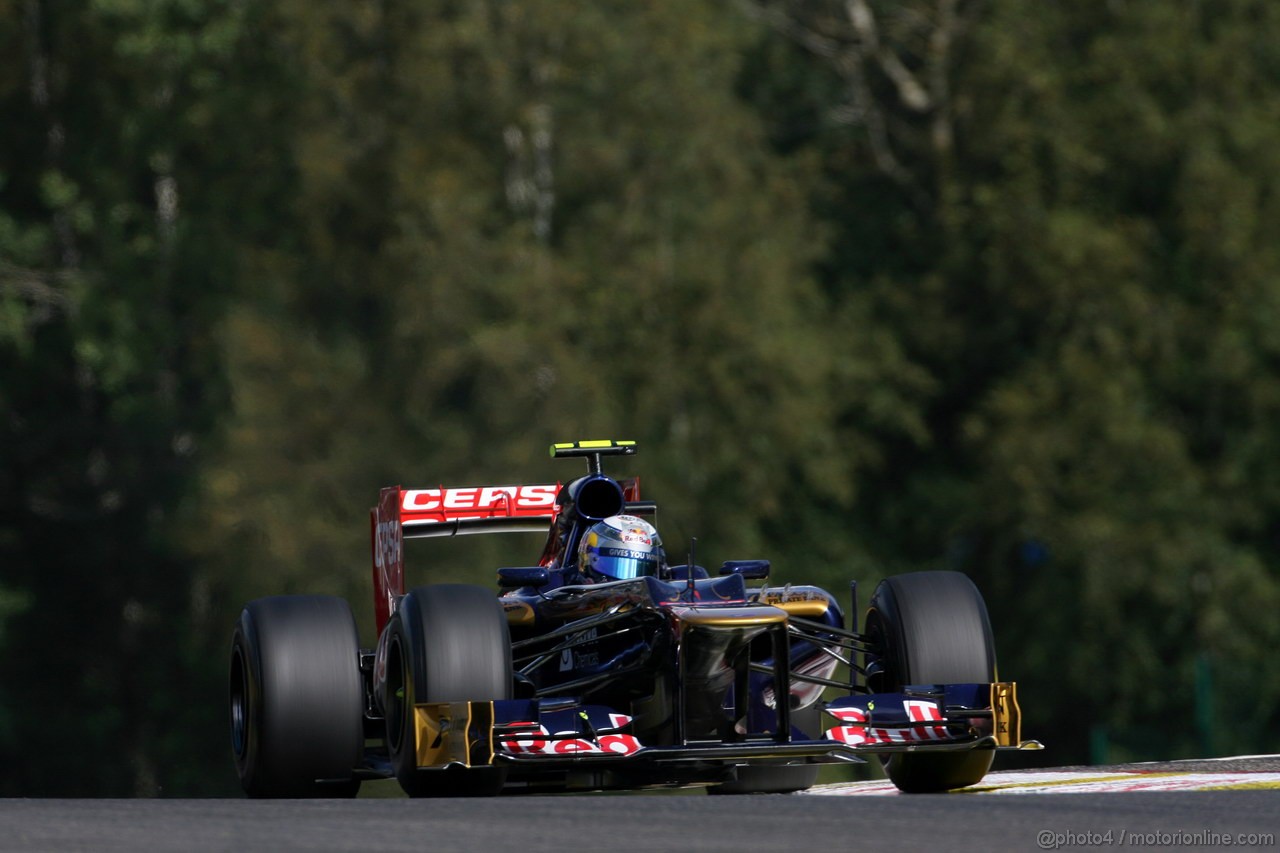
594,547 -> 658,580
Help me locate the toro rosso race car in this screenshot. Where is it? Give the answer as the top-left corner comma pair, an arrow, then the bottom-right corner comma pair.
229,440 -> 1040,797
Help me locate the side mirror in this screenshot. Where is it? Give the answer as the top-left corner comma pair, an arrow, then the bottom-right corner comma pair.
497,567 -> 550,589
667,564 -> 709,581
719,560 -> 770,580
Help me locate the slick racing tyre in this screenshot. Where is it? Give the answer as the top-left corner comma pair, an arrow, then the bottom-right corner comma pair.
230,595 -> 364,798
864,571 -> 997,793
385,584 -> 513,797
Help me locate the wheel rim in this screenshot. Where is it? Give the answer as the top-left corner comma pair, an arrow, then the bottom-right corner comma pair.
862,609 -> 892,692
386,636 -> 407,755
229,645 -> 249,761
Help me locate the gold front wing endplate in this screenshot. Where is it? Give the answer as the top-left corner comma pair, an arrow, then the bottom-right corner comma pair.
990,682 -> 1021,747
414,701 -> 495,769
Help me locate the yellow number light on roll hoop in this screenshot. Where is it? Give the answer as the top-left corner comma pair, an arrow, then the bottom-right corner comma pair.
550,439 -> 637,457
550,440 -> 637,475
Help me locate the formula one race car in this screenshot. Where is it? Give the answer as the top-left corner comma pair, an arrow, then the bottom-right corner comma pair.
229,440 -> 1040,797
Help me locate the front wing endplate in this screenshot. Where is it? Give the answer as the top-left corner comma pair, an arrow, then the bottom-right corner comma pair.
414,701 -> 495,769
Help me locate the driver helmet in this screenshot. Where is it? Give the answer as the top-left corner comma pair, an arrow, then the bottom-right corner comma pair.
578,515 -> 663,582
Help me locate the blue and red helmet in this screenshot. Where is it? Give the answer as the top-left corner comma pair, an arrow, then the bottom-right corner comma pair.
577,515 -> 664,581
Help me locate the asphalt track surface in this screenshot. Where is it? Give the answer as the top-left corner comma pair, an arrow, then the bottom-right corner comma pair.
3,761 -> 1278,853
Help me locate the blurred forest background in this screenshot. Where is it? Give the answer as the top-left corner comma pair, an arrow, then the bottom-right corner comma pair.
3,0 -> 1280,796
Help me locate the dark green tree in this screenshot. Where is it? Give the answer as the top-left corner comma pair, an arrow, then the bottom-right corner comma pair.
190,0 -> 871,634
0,0 -> 291,794
743,0 -> 1280,762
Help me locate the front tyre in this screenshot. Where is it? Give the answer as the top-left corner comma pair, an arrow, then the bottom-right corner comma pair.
385,584 -> 512,797
865,571 -> 997,793
229,595 -> 363,797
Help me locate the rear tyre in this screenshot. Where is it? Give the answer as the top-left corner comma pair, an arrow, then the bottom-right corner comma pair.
385,584 -> 512,797
230,595 -> 363,798
865,571 -> 997,793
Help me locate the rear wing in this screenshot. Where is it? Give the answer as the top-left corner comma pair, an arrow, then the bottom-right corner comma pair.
370,484 -> 560,633
370,441 -> 647,635
396,484 -> 562,539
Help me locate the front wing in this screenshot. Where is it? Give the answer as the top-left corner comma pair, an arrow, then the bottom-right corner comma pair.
409,683 -> 1040,775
